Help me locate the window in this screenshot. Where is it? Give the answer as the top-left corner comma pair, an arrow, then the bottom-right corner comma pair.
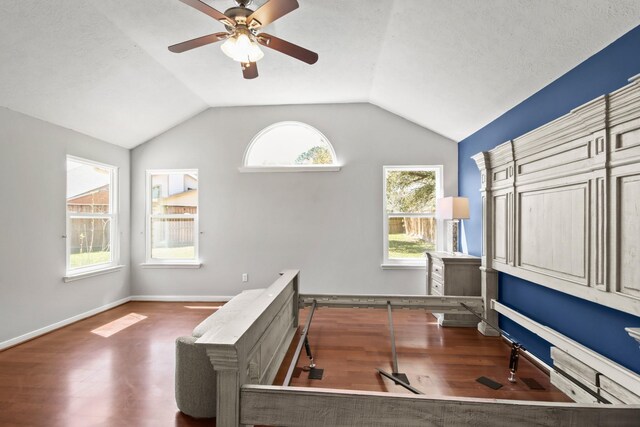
241,121 -> 340,172
382,166 -> 443,267
66,156 -> 118,276
145,170 -> 199,265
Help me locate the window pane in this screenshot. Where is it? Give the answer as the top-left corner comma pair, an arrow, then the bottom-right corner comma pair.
151,173 -> 198,216
386,170 -> 436,214
388,217 -> 436,259
246,122 -> 336,166
151,218 -> 195,260
69,218 -> 111,268
67,159 -> 111,213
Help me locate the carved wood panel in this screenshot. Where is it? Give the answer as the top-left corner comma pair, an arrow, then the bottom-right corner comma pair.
516,135 -> 591,183
493,194 -> 508,264
518,184 -> 587,284
616,127 -> 640,150
617,174 -> 640,298
592,176 -> 606,291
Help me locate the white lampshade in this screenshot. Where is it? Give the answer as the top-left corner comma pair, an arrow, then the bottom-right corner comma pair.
437,197 -> 470,220
221,33 -> 264,63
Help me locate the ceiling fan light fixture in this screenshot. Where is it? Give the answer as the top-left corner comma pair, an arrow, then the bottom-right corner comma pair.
170,0 -> 317,78
221,33 -> 264,63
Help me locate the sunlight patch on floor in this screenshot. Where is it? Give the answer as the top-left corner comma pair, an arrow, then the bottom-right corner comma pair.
91,313 -> 147,337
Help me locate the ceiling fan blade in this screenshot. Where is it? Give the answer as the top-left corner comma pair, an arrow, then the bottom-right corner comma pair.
242,62 -> 259,79
257,33 -> 318,65
179,0 -> 235,27
168,32 -> 229,53
247,0 -> 299,29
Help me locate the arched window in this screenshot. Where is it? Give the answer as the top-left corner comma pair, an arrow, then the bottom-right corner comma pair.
241,121 -> 340,172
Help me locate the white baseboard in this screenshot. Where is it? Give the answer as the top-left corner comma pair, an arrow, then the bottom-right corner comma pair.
130,295 -> 233,302
0,297 -> 131,351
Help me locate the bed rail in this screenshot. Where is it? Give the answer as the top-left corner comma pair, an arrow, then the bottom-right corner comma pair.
300,293 -> 483,313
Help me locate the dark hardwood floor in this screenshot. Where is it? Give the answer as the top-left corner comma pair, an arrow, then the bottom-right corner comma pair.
0,302 -> 220,427
0,301 -> 570,426
276,307 -> 571,402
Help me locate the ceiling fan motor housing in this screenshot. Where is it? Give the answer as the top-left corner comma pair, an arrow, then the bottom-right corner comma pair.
225,6 -> 253,26
233,0 -> 253,9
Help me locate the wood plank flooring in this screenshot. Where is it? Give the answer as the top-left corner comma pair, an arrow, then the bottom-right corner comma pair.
0,302 -> 220,427
275,307 -> 571,402
0,302 -> 569,426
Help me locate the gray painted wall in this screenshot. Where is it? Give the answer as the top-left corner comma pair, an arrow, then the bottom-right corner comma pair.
0,107 -> 130,345
131,103 -> 457,296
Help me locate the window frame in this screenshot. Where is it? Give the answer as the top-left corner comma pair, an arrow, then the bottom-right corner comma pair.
65,155 -> 120,278
144,169 -> 200,267
239,121 -> 341,173
382,165 -> 444,269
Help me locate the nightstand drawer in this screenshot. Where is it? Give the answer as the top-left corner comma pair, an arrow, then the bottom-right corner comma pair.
431,279 -> 443,295
431,263 -> 444,283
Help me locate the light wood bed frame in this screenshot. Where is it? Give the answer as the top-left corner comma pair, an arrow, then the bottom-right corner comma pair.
196,72 -> 640,427
195,270 -> 639,426
470,74 -> 640,403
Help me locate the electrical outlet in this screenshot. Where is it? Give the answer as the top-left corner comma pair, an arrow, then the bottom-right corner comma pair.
242,273 -> 248,282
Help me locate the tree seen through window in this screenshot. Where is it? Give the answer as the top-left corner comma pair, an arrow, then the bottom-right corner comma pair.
385,168 -> 439,261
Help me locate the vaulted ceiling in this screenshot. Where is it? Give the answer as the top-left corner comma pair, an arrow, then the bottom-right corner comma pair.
1,1 -> 639,148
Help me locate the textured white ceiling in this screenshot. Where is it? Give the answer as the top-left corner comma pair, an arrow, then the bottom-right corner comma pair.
1,0 -> 639,148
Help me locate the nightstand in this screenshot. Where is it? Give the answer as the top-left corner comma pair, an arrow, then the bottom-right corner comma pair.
426,251 -> 481,327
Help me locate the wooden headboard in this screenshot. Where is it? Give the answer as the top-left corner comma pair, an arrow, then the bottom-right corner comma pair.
472,74 -> 640,325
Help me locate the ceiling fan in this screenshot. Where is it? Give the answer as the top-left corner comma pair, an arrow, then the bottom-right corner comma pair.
168,0 -> 318,79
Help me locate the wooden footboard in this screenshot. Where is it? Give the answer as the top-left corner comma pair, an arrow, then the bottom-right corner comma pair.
240,385 -> 640,427
196,270 -> 299,427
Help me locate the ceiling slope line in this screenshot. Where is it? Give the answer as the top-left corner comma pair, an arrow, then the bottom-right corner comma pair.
366,101 -> 457,144
133,104 -> 211,148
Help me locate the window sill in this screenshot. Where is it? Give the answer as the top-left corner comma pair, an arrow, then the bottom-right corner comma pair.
64,265 -> 125,282
140,262 -> 202,269
238,166 -> 341,173
381,263 -> 426,270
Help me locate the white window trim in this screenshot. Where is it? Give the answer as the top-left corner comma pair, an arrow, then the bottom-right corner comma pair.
64,265 -> 125,282
65,156 -> 120,278
144,169 -> 200,266
238,165 -> 341,173
240,121 -> 341,172
381,165 -> 444,269
140,262 -> 202,269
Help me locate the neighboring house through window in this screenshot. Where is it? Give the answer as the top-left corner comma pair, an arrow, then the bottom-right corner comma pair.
66,156 -> 118,275
383,165 -> 443,267
241,121 -> 339,171
146,170 -> 199,265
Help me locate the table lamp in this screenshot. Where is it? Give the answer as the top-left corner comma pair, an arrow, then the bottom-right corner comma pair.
437,197 -> 470,254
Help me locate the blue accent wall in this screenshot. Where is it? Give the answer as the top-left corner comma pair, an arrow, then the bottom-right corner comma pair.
458,25 -> 640,373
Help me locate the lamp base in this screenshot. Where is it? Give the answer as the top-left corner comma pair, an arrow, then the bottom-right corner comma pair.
446,220 -> 459,254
